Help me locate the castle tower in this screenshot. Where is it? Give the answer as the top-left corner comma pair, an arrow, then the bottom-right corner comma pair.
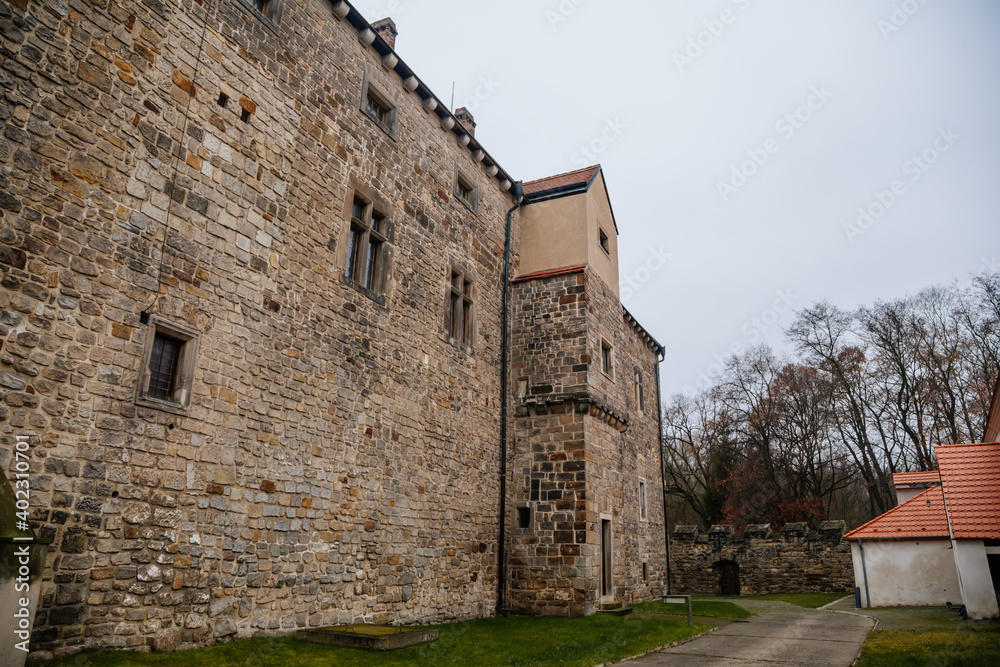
508,166 -> 666,615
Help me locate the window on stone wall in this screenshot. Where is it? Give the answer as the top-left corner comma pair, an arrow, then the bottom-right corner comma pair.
601,340 -> 614,378
238,0 -> 284,25
454,168 -> 479,214
635,369 -> 644,412
136,317 -> 199,414
345,195 -> 389,296
517,507 -> 531,530
642,562 -> 648,581
639,478 -> 648,522
446,269 -> 474,347
360,75 -> 399,139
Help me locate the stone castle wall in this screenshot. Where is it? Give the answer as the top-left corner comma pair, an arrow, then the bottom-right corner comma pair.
669,522 -> 853,596
1,0 -> 520,657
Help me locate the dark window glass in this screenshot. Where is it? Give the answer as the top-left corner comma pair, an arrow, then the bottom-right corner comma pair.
602,343 -> 612,375
148,334 -> 180,400
254,0 -> 268,14
367,96 -> 388,125
517,507 -> 531,530
364,239 -> 380,289
346,226 -> 361,278
599,228 -> 610,253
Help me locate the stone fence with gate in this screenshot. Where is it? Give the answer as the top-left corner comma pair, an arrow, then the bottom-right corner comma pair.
668,522 -> 853,596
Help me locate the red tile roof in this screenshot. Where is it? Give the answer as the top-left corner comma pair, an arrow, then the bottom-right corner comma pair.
844,486 -> 950,540
937,442 -> 1000,540
523,165 -> 600,196
893,471 -> 941,487
513,264 -> 587,284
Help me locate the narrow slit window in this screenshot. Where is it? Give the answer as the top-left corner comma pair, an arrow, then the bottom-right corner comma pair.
601,341 -> 613,377
517,507 -> 531,530
642,562 -> 648,581
639,479 -> 648,521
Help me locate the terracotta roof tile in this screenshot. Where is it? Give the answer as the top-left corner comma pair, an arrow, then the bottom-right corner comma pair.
523,165 -> 600,196
937,442 -> 1000,540
844,486 -> 950,540
892,471 -> 941,487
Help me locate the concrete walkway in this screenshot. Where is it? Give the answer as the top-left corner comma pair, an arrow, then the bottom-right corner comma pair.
621,600 -> 875,666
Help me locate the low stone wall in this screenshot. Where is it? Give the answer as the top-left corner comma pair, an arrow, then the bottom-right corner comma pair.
669,522 -> 853,596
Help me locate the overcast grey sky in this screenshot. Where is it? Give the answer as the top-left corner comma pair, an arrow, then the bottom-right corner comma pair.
349,0 -> 1000,397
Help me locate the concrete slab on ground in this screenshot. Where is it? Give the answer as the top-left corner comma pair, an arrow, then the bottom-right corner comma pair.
621,604 -> 874,666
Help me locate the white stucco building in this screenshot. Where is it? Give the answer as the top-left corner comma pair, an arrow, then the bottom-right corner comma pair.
846,389 -> 1000,620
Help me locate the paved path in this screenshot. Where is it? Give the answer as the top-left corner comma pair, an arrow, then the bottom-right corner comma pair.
622,600 -> 875,666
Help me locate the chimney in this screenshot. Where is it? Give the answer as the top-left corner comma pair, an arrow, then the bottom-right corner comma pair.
371,18 -> 398,49
454,107 -> 476,137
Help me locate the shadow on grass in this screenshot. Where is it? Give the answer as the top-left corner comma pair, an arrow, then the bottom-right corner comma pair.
30,613 -> 710,667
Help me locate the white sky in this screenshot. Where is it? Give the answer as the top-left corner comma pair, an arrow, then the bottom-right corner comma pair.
348,0 -> 1000,397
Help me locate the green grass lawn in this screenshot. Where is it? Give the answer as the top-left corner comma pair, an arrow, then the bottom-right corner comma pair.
712,592 -> 850,608
857,627 -> 1000,666
632,599 -> 753,619
31,613 -> 709,667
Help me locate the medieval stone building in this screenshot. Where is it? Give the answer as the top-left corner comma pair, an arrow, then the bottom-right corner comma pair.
0,0 -> 666,656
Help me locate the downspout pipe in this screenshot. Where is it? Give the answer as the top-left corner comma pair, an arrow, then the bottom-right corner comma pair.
655,355 -> 672,595
858,539 -> 871,609
497,181 -> 523,616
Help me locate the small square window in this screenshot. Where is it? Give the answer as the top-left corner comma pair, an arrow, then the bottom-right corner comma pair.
517,507 -> 531,530
639,478 -> 648,522
454,168 -> 479,213
601,340 -> 614,378
599,228 -> 610,254
217,92 -> 229,108
360,75 -> 398,139
136,318 -> 199,413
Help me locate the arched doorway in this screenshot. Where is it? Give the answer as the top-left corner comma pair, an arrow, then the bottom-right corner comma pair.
713,560 -> 740,596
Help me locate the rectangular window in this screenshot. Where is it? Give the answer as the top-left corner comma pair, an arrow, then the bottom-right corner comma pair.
642,562 -> 648,581
360,76 -> 398,138
454,169 -> 479,213
635,370 -> 644,411
601,340 -> 613,378
147,333 -> 181,400
367,94 -> 388,125
599,228 -> 610,254
517,507 -> 531,530
639,478 -> 648,522
530,479 -> 540,502
344,195 -> 388,294
136,318 -> 199,413
447,270 -> 474,346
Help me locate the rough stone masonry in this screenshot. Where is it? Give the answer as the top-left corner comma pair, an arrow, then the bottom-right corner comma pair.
0,0 -> 667,657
